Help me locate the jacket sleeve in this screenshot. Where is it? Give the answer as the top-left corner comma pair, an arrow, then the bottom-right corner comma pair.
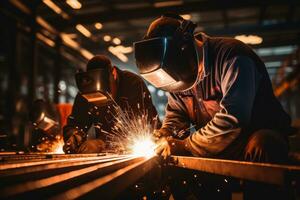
160,93 -> 191,137
185,56 -> 261,156
63,94 -> 92,153
139,81 -> 161,129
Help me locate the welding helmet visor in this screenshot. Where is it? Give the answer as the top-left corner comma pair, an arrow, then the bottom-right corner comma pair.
75,68 -> 112,106
30,100 -> 59,133
134,37 -> 198,92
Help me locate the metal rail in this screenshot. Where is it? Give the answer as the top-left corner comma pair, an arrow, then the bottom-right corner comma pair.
170,155 -> 300,185
1,153 -> 300,199
0,153 -> 158,200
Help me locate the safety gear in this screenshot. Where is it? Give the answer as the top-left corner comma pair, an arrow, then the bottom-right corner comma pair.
134,16 -> 199,92
75,68 -> 112,106
30,99 -> 59,134
63,130 -> 86,153
155,136 -> 189,159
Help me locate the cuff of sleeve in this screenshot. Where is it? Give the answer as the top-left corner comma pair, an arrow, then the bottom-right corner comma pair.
158,128 -> 173,137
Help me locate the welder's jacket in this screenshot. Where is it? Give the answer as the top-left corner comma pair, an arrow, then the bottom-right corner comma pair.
63,68 -> 158,153
162,33 -> 291,157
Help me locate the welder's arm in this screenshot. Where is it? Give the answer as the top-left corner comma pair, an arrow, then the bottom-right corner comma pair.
140,81 -> 161,129
158,93 -> 191,138
63,94 -> 92,153
185,56 -> 261,157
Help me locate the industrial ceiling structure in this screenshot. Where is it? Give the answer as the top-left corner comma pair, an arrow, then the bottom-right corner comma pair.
9,0 -> 300,71
2,0 -> 299,120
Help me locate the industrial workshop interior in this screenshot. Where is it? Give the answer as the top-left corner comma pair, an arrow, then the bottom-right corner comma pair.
1,0 -> 300,199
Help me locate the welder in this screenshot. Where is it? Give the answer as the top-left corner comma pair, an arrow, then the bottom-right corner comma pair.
134,14 -> 292,164
63,55 -> 159,153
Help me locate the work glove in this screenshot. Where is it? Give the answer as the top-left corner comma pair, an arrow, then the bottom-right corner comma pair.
244,130 -> 288,163
63,130 -> 86,154
153,128 -> 172,141
155,136 -> 188,159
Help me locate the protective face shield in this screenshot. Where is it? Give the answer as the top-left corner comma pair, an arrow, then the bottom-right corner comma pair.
75,68 -> 112,106
30,100 -> 59,134
134,17 -> 199,92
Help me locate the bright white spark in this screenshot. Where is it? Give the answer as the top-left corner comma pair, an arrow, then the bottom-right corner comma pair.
130,135 -> 156,158
52,139 -> 65,154
106,96 -> 158,158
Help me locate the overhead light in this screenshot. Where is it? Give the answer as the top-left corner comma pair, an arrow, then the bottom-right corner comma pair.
95,22 -> 103,30
43,0 -> 62,14
103,35 -> 111,42
76,24 -> 91,38
61,33 -> 79,48
154,0 -> 183,7
80,49 -> 93,60
181,14 -> 191,20
109,46 -> 128,62
235,35 -> 263,45
61,33 -> 94,60
112,37 -> 121,45
36,33 -> 55,47
66,0 -> 82,9
43,0 -> 69,19
114,45 -> 133,54
108,46 -> 133,62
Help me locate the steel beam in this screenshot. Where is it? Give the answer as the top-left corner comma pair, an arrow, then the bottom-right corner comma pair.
51,156 -> 157,200
169,155 -> 300,186
0,154 -> 158,199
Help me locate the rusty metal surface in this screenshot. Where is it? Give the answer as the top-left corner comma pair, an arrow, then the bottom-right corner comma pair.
0,153 -> 158,200
170,155 -> 300,185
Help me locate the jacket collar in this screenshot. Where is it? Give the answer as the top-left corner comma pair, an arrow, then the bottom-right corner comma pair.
195,32 -> 210,79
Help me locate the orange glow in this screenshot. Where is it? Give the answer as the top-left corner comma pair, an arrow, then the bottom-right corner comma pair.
52,138 -> 65,154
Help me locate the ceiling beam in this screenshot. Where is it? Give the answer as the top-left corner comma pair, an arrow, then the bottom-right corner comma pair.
51,0 -> 299,30
206,21 -> 300,36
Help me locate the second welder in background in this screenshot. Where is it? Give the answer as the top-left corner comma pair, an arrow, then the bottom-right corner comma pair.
63,55 -> 159,153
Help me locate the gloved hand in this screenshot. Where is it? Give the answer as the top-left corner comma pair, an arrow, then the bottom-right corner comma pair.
155,136 -> 188,159
244,130 -> 288,163
153,128 -> 172,141
77,139 -> 106,153
63,130 -> 86,154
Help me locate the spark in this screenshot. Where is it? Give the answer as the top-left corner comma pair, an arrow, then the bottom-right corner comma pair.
130,135 -> 156,158
36,135 -> 65,154
52,137 -> 65,154
106,96 -> 158,158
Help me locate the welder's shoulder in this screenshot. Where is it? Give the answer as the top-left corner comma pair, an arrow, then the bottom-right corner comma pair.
209,36 -> 255,59
119,69 -> 146,87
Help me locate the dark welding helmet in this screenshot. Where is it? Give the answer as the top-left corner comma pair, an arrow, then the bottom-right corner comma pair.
30,99 -> 59,133
75,68 -> 112,106
134,15 -> 199,92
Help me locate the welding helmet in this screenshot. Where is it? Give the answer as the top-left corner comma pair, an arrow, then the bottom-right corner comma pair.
30,99 -> 59,134
134,14 -> 198,92
75,68 -> 112,106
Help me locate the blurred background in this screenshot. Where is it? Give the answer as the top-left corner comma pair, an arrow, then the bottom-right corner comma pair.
0,0 -> 299,151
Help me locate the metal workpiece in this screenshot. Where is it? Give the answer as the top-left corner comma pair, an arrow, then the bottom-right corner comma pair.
169,155 -> 300,186
0,153 -> 158,200
1,153 -> 300,199
51,155 -> 158,200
